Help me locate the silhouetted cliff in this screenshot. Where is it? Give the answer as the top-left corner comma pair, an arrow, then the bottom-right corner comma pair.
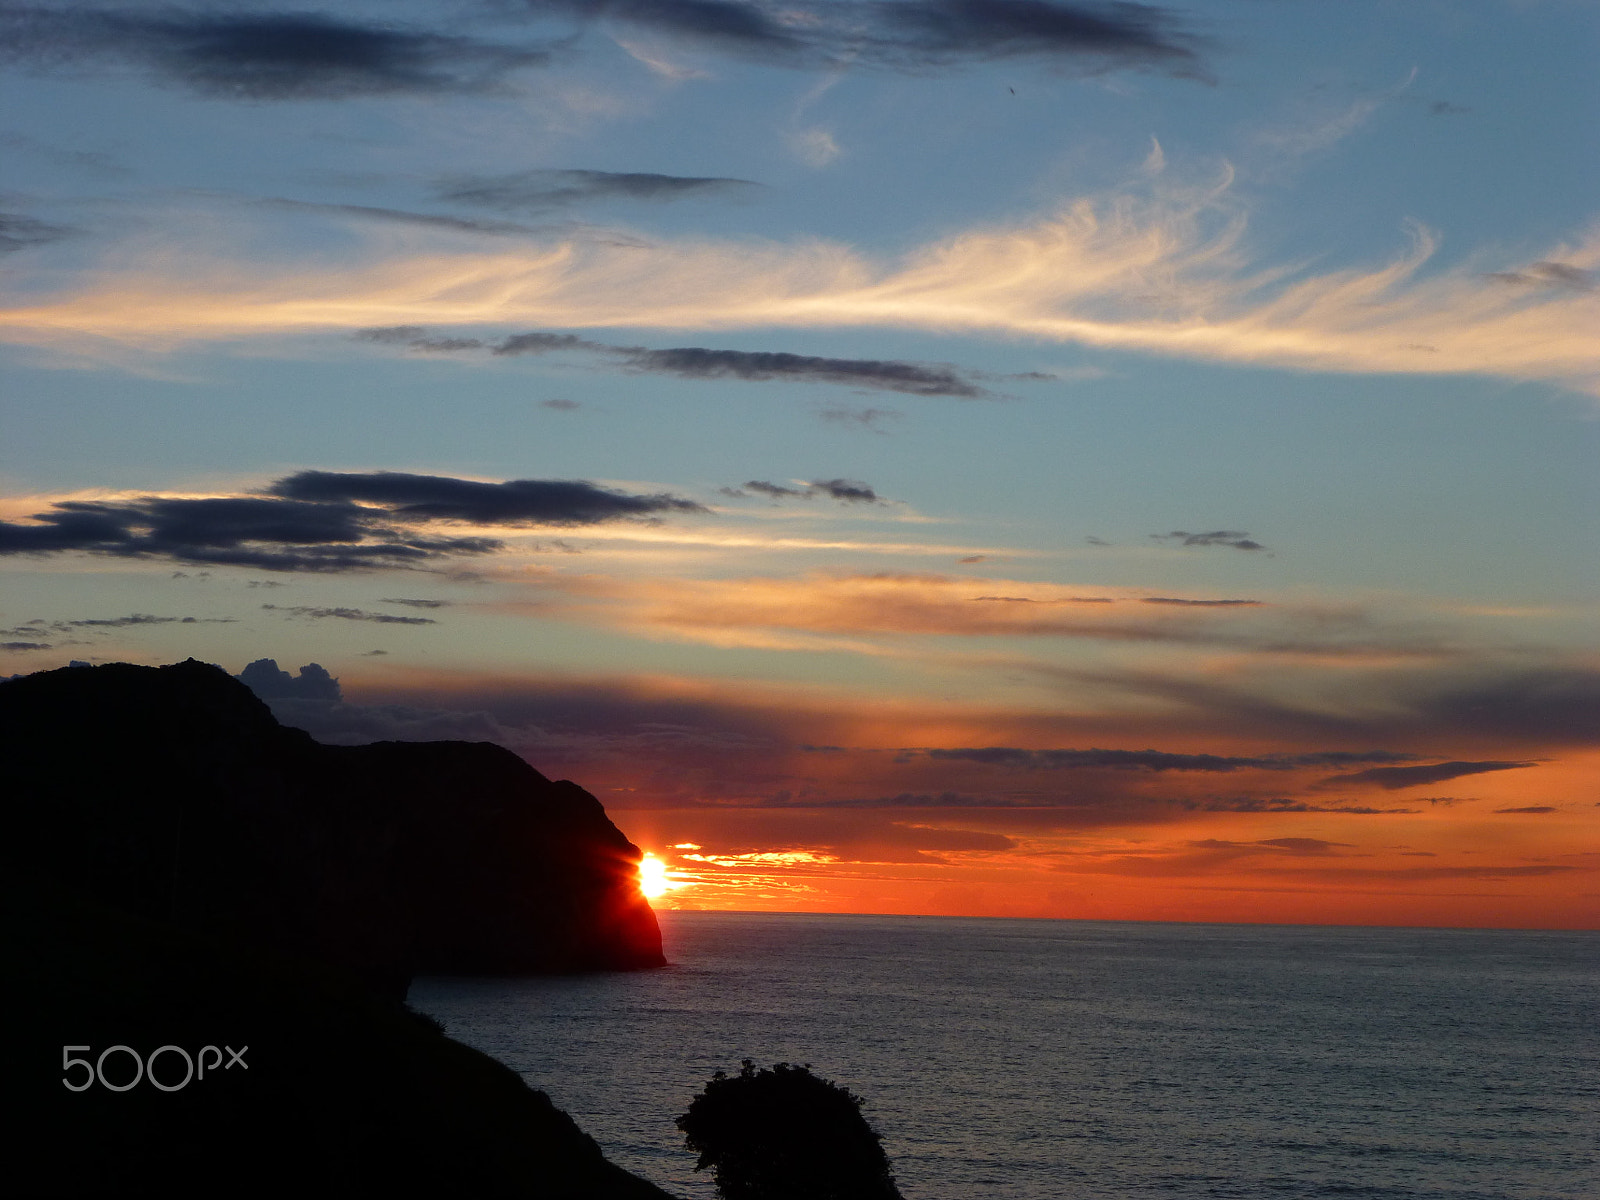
0,659 -> 665,996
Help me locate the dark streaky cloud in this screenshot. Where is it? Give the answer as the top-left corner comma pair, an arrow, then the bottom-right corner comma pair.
924,747 -> 1416,773
868,0 -> 1203,71
0,470 -> 702,572
63,612 -> 179,628
271,470 -> 705,524
1317,760 -> 1538,791
354,326 -> 433,345
352,324 -> 489,352
536,0 -> 1205,76
1486,261 -> 1595,292
1047,662 -> 1600,752
738,481 -> 809,500
618,347 -> 986,397
0,211 -> 72,252
256,197 -> 560,239
794,791 -> 1025,810
727,479 -> 884,504
1193,798 -> 1416,814
437,168 -> 760,213
808,479 -> 881,504
3,1 -> 1206,103
0,7 -> 548,99
262,604 -> 437,626
1415,668 -> 1600,747
358,325 -> 991,397
818,406 -> 902,432
53,613 -> 235,629
491,332 -> 602,356
1152,530 -> 1267,551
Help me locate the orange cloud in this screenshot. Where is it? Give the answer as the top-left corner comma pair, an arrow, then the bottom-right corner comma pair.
499,569 -> 1476,670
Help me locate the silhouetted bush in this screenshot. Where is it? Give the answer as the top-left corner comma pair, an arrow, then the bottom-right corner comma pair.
677,1061 -> 902,1200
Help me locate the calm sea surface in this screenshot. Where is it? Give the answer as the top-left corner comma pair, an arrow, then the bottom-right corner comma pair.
409,913 -> 1598,1199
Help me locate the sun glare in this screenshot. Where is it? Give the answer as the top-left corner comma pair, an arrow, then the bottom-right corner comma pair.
637,853 -> 672,900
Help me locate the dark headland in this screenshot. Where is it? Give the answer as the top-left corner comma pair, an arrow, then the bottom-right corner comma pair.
3,659 -> 676,1198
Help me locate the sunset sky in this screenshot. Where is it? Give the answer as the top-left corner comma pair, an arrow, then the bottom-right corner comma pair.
3,0 -> 1596,929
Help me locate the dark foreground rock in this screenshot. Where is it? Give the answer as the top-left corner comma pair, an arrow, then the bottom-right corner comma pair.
8,875 -> 676,1198
2,659 -> 677,1197
0,659 -> 665,996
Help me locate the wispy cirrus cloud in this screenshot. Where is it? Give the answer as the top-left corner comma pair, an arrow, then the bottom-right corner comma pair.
10,176 -> 1595,396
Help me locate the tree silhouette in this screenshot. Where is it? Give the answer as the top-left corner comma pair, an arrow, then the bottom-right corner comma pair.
676,1061 -> 903,1200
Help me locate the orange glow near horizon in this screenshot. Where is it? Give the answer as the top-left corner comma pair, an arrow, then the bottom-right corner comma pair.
624,792 -> 1600,932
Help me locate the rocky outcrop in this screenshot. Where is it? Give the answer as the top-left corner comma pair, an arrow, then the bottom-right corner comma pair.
0,659 -> 665,997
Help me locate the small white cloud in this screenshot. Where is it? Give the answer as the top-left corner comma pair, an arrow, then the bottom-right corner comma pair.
1142,136 -> 1165,175
790,126 -> 841,167
613,37 -> 712,81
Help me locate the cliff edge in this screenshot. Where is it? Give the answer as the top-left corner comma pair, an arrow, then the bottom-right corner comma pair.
1,658 -> 665,995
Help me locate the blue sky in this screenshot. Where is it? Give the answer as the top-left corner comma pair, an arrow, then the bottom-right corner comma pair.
2,1 -> 1596,925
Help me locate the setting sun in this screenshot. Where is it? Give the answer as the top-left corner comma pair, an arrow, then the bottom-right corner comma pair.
637,853 -> 672,900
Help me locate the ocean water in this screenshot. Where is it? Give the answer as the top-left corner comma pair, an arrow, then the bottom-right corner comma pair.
409,913 -> 1599,1199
